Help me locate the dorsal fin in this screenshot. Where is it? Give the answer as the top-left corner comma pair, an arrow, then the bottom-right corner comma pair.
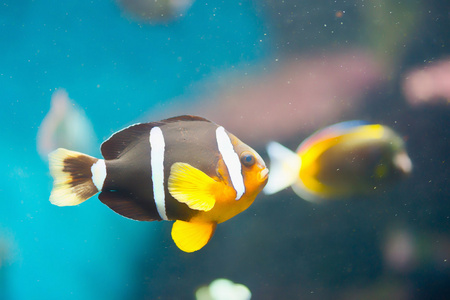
298,120 -> 371,153
100,116 -> 212,160
162,115 -> 211,123
101,123 -> 156,160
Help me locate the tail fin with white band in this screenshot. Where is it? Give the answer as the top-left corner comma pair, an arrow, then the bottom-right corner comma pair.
48,148 -> 106,206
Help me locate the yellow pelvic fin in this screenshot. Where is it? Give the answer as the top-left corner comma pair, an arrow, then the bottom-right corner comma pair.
171,220 -> 217,253
168,162 -> 218,211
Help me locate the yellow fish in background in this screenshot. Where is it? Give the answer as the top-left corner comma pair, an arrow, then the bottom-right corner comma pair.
264,121 -> 412,202
48,116 -> 268,252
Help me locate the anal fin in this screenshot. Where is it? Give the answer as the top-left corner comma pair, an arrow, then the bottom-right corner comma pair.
99,191 -> 160,221
171,220 -> 217,253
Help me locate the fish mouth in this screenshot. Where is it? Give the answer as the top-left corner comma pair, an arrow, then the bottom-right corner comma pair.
258,168 -> 269,182
393,151 -> 413,175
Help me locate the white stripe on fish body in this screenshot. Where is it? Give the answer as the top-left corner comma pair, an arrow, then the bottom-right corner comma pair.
215,126 -> 245,200
91,159 -> 106,191
149,126 -> 168,220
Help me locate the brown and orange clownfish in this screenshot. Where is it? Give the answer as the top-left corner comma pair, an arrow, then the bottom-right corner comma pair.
48,116 -> 269,252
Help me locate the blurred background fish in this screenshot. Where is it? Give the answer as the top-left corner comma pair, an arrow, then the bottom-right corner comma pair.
116,0 -> 194,23
36,89 -> 97,160
264,121 -> 413,202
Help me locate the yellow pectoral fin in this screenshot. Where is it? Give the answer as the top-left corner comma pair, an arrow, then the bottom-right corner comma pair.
168,162 -> 218,211
171,220 -> 217,253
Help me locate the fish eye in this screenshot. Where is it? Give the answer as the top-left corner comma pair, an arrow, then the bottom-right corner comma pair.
240,152 -> 255,167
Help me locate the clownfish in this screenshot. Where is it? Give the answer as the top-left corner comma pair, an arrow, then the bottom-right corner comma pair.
48,116 -> 269,252
264,121 -> 412,202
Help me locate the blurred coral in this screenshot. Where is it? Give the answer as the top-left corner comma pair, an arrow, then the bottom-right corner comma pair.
150,50 -> 383,147
402,59 -> 450,106
196,278 -> 251,300
383,228 -> 418,273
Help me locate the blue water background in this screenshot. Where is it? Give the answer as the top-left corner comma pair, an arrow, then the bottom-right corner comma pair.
1,0 -> 449,299
1,1 -> 268,298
